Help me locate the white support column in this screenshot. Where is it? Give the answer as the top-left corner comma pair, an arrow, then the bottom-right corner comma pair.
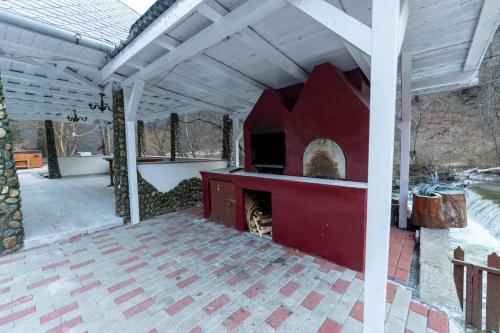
364,0 -> 402,332
399,52 -> 412,229
123,80 -> 145,225
232,116 -> 243,167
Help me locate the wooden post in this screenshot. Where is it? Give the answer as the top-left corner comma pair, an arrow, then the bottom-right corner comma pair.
364,0 -> 402,332
398,52 -> 412,229
453,247 -> 465,309
486,253 -> 500,332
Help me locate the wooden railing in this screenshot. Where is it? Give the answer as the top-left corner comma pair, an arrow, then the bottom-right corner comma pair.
453,247 -> 500,332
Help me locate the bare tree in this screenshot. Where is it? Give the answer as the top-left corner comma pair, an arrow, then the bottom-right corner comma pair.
476,55 -> 500,163
411,95 -> 445,165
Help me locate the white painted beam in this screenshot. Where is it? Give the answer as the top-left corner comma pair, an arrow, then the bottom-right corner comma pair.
145,84 -> 234,114
343,43 -> 371,80
411,71 -> 476,93
0,38 -> 104,67
56,64 -> 103,92
140,104 -> 200,121
191,56 -> 269,90
399,52 -> 412,229
398,0 -> 410,54
232,115 -> 243,167
363,0 -> 401,332
124,0 -> 286,85
101,0 -> 205,79
286,0 -> 372,56
123,80 -> 145,225
124,80 -> 145,121
2,70 -> 97,93
463,0 -> 500,72
165,72 -> 254,108
198,0 -> 308,82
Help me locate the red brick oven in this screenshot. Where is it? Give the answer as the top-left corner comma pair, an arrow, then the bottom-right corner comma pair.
201,63 -> 370,271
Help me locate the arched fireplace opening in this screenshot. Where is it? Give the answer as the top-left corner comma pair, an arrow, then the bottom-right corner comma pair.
303,139 -> 346,179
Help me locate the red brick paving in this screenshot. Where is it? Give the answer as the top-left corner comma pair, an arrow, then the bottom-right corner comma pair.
0,211 -> 449,332
165,296 -> 195,316
265,305 -> 290,329
317,318 -> 342,333
301,291 -> 324,310
124,298 -> 155,319
40,302 -> 78,324
279,280 -> 300,297
222,307 -> 250,332
388,227 -> 416,284
203,294 -> 230,315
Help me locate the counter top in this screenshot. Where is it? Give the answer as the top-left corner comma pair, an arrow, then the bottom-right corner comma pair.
203,168 -> 368,189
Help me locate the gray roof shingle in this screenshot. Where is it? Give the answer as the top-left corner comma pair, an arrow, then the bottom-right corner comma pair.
109,0 -> 177,58
0,0 -> 140,46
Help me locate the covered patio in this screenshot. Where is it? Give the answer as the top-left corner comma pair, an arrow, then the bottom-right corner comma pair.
0,0 -> 498,332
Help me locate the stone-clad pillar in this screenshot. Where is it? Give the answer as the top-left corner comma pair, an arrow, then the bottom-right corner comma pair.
170,113 -> 182,161
0,80 -> 24,253
45,120 -> 61,179
136,120 -> 145,157
221,114 -> 233,163
112,86 -> 130,221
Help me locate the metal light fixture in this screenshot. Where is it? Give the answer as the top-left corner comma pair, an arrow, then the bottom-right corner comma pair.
67,110 -> 87,123
89,92 -> 111,113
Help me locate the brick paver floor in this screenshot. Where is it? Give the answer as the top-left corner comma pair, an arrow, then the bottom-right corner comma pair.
0,211 -> 447,333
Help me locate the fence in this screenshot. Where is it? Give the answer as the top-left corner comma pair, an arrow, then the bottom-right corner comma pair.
452,247 -> 500,332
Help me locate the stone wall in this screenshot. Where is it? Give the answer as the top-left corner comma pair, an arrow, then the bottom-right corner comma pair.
0,81 -> 24,253
137,120 -> 145,157
45,120 -> 61,179
138,173 -> 202,219
221,114 -> 232,162
170,113 -> 183,161
112,87 -> 130,221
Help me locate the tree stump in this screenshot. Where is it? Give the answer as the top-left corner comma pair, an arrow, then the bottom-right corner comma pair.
441,190 -> 467,228
411,190 -> 467,229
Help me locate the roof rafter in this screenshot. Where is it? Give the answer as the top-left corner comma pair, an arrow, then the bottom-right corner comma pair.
101,0 -> 206,79
463,0 -> 500,72
2,70 -> 98,93
286,0 -> 372,56
123,0 -> 286,85
197,0 -> 308,82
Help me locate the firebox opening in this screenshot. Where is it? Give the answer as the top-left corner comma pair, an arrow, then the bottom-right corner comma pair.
244,189 -> 272,238
250,132 -> 285,174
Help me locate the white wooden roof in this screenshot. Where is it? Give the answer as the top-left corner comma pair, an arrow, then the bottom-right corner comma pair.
101,0 -> 500,121
0,0 -> 499,122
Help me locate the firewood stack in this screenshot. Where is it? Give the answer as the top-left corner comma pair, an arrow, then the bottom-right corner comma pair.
245,195 -> 272,237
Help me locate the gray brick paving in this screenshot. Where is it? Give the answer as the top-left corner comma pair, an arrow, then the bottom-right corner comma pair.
0,211 -> 447,333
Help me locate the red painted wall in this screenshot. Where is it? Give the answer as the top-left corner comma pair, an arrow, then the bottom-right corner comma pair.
203,63 -> 370,272
201,171 -> 367,272
244,63 -> 370,182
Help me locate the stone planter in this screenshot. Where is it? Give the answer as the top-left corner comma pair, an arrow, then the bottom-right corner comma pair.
411,190 -> 467,229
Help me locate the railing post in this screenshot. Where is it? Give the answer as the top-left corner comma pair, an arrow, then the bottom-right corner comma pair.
453,247 -> 465,309
486,253 -> 500,332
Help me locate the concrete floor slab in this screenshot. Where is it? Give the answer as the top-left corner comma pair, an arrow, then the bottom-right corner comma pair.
18,173 -> 123,249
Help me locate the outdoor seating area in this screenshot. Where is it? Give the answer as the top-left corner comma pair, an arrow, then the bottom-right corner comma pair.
0,210 -> 448,333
